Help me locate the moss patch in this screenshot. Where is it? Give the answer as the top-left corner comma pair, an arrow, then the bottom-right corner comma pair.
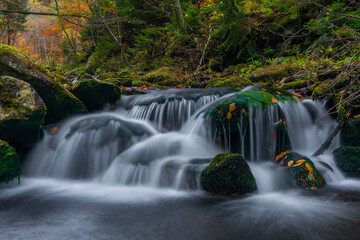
200,153 -> 257,195
0,140 -> 21,184
248,64 -> 295,83
280,80 -> 307,90
341,118 -> 360,147
206,76 -> 252,89
333,147 -> 360,178
140,67 -> 183,87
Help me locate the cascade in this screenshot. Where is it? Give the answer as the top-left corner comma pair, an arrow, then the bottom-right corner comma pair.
24,87 -> 344,192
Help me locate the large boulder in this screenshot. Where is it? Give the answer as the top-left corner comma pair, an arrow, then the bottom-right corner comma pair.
71,78 -> 121,111
341,118 -> 360,147
333,147 -> 360,178
275,151 -> 326,190
204,87 -> 295,156
200,153 -> 257,195
0,140 -> 21,183
0,76 -> 46,153
0,45 -> 87,123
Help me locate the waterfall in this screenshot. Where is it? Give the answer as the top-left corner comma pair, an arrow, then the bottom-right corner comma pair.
24,87 -> 344,192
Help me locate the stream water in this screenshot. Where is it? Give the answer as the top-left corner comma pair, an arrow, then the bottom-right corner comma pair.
1,87 -> 359,240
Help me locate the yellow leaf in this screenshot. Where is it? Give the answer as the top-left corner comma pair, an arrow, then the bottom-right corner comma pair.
226,112 -> 232,119
272,98 -> 278,103
292,159 -> 306,167
242,108 -> 246,114
276,91 -> 281,95
305,163 -> 313,173
288,160 -> 294,167
229,103 -> 236,112
275,151 -> 289,161
262,88 -> 267,91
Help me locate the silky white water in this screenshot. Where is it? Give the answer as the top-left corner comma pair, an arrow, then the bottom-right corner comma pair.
1,87 -> 359,240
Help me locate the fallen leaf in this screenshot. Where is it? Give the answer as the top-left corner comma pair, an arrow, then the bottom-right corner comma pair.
272,98 -> 278,103
283,121 -> 287,127
49,127 -> 58,134
292,159 -> 306,167
226,112 -> 232,119
229,103 -> 236,112
288,160 -> 294,167
275,151 -> 289,161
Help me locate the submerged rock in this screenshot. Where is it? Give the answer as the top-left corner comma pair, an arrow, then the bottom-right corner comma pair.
72,78 -> 121,111
275,151 -> 326,190
0,44 -> 87,123
333,147 -> 360,178
200,153 -> 257,195
0,76 -> 46,153
0,140 -> 21,183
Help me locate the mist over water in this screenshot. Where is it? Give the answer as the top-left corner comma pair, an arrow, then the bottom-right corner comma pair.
1,87 -> 359,240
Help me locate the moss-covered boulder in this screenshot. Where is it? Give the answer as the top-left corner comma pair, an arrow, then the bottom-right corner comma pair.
333,147 -> 360,178
0,76 -> 46,153
248,64 -> 295,83
0,44 -> 87,123
341,118 -> 360,147
200,153 -> 257,195
206,76 -> 252,89
275,151 -> 326,190
140,67 -> 183,87
72,78 -> 121,111
102,78 -> 133,87
0,140 -> 21,183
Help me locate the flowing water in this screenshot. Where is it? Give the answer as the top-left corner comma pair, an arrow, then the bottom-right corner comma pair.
1,87 -> 359,240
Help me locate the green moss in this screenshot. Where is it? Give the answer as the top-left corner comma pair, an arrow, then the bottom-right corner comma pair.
206,76 -> 251,89
333,147 -> 360,178
140,67 -> 183,87
102,78 -> 133,87
248,64 -> 295,83
0,44 -> 87,123
200,153 -> 257,195
72,79 -> 121,111
280,80 -> 307,90
0,140 -> 21,184
278,152 -> 326,190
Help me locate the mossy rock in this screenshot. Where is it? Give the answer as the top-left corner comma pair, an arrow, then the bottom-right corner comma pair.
206,76 -> 252,89
72,79 -> 121,112
0,76 -> 46,153
140,67 -> 183,87
276,152 -> 326,190
333,147 -> 360,178
205,87 -> 295,135
0,44 -> 87,123
248,64 -> 295,83
280,80 -> 307,90
102,78 -> 133,87
341,118 -> 360,147
200,153 -> 257,195
0,140 -> 21,184
208,56 -> 224,72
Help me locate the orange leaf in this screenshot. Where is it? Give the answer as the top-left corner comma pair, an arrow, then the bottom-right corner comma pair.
49,127 -> 58,135
271,98 -> 278,103
226,112 -> 232,119
275,151 -> 289,161
293,159 -> 306,167
229,103 -> 236,112
288,160 -> 294,167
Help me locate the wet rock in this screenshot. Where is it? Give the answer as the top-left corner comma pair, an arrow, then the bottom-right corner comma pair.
200,153 -> 257,195
341,118 -> 360,147
0,76 -> 46,153
72,78 -> 121,111
276,151 -> 326,190
333,147 -> 360,178
0,45 -> 87,123
0,140 -> 21,184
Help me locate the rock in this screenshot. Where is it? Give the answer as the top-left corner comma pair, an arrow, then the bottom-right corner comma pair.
0,44 -> 87,123
279,80 -> 307,90
248,64 -> 295,83
276,151 -> 326,190
140,67 -> 183,87
102,78 -> 133,87
0,140 -> 21,184
0,76 -> 46,153
200,153 -> 257,195
341,118 -> 360,147
206,75 -> 252,89
71,78 -> 121,111
333,147 -> 360,178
